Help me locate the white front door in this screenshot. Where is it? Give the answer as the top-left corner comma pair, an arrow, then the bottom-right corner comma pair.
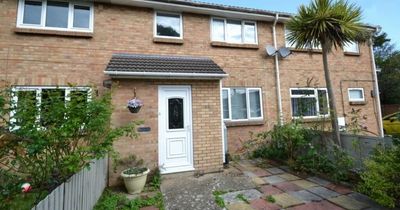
158,86 -> 194,174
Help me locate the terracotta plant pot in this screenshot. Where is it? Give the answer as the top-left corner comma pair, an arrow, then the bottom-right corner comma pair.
121,168 -> 150,194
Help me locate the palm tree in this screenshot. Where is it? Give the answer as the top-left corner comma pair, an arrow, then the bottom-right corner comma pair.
286,0 -> 368,145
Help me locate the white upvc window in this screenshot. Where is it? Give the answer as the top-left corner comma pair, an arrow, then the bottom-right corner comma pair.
211,17 -> 258,44
343,41 -> 359,53
10,86 -> 91,128
348,88 -> 365,102
154,11 -> 183,39
17,0 -> 94,32
290,88 -> 329,118
222,88 -> 263,121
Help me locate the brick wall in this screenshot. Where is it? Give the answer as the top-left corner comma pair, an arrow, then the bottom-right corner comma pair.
0,0 -> 380,179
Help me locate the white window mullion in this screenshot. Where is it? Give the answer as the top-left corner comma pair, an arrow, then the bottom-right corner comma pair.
41,0 -> 47,27
314,89 -> 321,116
246,89 -> 250,120
68,2 -> 73,29
224,19 -> 227,42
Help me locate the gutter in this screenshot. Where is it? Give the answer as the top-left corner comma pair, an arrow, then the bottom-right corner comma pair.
104,71 -> 228,80
272,13 -> 284,125
102,0 -> 291,22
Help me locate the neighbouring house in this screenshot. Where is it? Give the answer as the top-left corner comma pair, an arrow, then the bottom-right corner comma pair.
0,0 -> 383,186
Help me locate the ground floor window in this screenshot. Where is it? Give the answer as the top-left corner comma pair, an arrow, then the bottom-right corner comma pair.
222,87 -> 263,121
290,88 -> 329,118
11,86 -> 91,127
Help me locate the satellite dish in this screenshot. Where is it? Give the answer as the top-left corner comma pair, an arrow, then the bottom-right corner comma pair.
278,47 -> 292,58
266,45 -> 277,56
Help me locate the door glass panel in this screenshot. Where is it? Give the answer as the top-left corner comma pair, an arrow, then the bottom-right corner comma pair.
168,98 -> 184,129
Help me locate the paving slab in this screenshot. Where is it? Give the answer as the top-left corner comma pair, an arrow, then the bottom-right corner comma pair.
326,183 -> 353,194
263,175 -> 286,184
250,198 -> 280,210
161,167 -> 255,210
252,168 -> 271,177
328,195 -> 369,210
307,186 -> 340,199
251,177 -> 267,185
291,180 -> 319,189
286,200 -> 345,210
273,193 -> 303,208
266,167 -> 285,174
279,173 -> 301,181
243,171 -> 257,178
226,203 -> 254,210
274,181 -> 303,192
306,176 -> 331,186
279,165 -> 291,172
221,189 -> 263,205
259,185 -> 283,196
288,190 -> 323,203
348,192 -> 386,209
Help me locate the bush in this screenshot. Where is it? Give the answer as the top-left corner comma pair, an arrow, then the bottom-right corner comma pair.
357,146 -> 400,208
251,122 -> 354,182
0,85 -> 141,207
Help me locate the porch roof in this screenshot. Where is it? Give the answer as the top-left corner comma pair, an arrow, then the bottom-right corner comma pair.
104,54 -> 228,80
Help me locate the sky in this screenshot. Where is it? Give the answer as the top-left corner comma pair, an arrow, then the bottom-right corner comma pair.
200,0 -> 399,49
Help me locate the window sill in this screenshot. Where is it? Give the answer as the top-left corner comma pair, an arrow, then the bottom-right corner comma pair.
211,41 -> 259,49
293,117 -> 331,123
14,27 -> 93,38
153,37 -> 184,44
344,52 -> 360,56
288,48 -> 323,53
349,101 -> 366,105
224,120 -> 264,127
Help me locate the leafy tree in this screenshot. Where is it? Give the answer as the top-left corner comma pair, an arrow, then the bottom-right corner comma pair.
374,32 -> 400,104
286,0 -> 369,145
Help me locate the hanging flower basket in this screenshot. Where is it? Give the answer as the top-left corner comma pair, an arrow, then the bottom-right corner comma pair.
127,98 -> 143,113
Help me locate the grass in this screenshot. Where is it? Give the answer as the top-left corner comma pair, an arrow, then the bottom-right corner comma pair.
236,193 -> 250,204
212,190 -> 227,208
265,195 -> 276,203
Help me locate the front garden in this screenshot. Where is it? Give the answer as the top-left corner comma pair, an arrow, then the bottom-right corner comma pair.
0,84 -> 141,209
243,120 -> 400,208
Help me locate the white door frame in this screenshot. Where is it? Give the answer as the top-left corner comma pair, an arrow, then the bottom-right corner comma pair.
158,85 -> 194,174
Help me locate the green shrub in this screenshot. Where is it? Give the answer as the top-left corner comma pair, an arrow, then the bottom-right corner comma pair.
357,146 -> 400,208
0,85 -> 141,207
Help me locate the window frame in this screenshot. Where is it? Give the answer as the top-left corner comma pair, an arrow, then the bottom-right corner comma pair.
211,17 -> 258,44
10,86 -> 92,128
343,41 -> 360,54
154,11 -> 183,39
16,0 -> 94,32
348,88 -> 365,102
289,88 -> 330,119
222,87 -> 263,121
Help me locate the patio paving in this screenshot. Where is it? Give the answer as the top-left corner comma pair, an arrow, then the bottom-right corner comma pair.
161,159 -> 387,210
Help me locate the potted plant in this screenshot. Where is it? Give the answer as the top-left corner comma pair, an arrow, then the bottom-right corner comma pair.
121,167 -> 150,194
127,98 -> 143,113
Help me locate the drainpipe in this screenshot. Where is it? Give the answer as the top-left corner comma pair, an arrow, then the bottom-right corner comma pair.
272,13 -> 284,125
369,38 -> 384,137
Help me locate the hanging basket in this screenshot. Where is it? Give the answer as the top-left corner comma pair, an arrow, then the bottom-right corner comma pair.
128,106 -> 142,113
127,98 -> 143,114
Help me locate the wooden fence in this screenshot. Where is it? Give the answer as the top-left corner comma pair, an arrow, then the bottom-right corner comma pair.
31,156 -> 108,210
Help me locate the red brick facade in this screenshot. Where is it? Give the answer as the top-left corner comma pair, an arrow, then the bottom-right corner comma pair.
0,1 -> 380,185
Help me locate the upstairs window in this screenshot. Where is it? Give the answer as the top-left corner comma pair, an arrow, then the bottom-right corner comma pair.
155,12 -> 183,39
290,88 -> 329,118
211,18 -> 257,44
344,41 -> 359,54
17,0 -> 93,32
222,88 -> 263,121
